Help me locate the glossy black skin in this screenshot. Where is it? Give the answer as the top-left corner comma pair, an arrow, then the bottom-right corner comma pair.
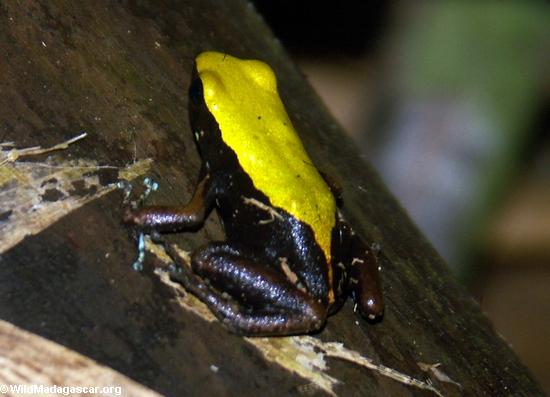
124,67 -> 384,336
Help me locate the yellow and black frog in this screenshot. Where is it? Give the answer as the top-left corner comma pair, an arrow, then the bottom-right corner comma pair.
124,52 -> 383,336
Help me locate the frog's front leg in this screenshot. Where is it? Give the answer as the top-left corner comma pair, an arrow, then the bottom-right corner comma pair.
123,174 -> 214,232
167,242 -> 326,336
339,219 -> 384,320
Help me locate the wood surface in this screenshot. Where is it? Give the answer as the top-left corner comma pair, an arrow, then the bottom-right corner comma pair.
0,320 -> 161,397
0,1 -> 545,396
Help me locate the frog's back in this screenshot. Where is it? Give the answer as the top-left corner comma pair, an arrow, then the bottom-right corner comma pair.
195,52 -> 336,264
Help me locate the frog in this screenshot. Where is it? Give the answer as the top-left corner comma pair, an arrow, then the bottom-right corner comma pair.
124,51 -> 384,336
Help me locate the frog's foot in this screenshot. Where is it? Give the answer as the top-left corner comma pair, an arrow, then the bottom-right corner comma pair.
163,243 -> 203,289
168,242 -> 327,336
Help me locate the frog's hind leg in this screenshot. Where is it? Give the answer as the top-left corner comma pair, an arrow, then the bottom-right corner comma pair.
167,242 -> 326,336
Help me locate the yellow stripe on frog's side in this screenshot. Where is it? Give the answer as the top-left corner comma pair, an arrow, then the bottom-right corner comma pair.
196,52 -> 336,300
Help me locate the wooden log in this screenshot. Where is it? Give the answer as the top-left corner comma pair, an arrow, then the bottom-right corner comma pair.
0,1 -> 544,396
0,320 -> 162,397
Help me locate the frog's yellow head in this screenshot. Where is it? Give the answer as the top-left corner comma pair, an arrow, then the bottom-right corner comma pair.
197,52 -> 277,99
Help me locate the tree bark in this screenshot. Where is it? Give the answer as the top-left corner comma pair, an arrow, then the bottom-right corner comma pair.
0,320 -> 162,397
0,1 -> 544,396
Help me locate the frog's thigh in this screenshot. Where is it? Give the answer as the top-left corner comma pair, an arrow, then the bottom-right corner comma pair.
188,242 -> 326,336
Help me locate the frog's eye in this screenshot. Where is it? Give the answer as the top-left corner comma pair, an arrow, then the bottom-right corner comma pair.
244,60 -> 277,92
197,71 -> 226,102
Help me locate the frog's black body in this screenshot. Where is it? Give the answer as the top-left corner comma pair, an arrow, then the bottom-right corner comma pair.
124,63 -> 383,336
